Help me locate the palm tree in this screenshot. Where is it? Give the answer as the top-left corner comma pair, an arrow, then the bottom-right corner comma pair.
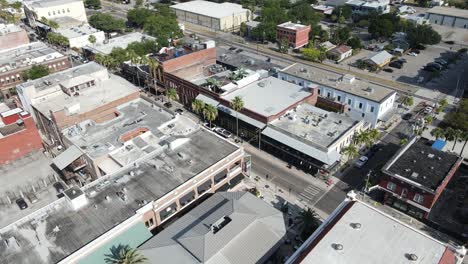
191,99 -> 205,118
127,50 -> 140,85
231,96 -> 244,137
342,144 -> 359,162
205,77 -> 221,92
459,131 -> 468,156
368,129 -> 380,145
295,208 -> 321,240
203,104 -> 218,127
452,129 -> 463,151
431,127 -> 445,140
88,35 -> 97,47
104,244 -> 147,264
401,96 -> 414,109
445,127 -> 456,149
166,88 -> 178,103
94,53 -> 105,65
147,58 -> 160,93
231,67 -> 248,81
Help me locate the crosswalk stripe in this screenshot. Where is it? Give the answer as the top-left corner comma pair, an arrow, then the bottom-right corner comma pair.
299,192 -> 315,200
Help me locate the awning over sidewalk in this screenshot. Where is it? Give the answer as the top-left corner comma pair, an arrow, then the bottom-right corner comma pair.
195,94 -> 220,107
52,145 -> 83,170
218,105 -> 266,129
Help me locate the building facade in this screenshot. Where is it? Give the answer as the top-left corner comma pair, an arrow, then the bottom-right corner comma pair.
346,0 -> 391,16
23,0 -> 87,27
425,6 -> 468,29
56,24 -> 105,48
0,42 -> 71,99
276,22 -> 311,49
170,0 -> 251,32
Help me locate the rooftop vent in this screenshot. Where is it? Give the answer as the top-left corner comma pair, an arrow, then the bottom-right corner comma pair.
421,150 -> 425,154
300,67 -> 307,73
405,168 -> 411,172
406,253 -> 418,261
350,223 -> 361,229
412,159 -> 417,163
211,216 -> 232,234
428,153 -> 435,158
258,82 -> 266,87
411,172 -> 419,178
332,243 -> 344,251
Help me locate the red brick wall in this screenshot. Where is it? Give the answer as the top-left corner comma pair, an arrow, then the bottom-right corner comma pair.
277,25 -> 311,49
295,27 -> 311,48
163,48 -> 216,79
379,176 -> 434,210
0,30 -> 29,50
0,116 -> 43,164
431,158 -> 463,208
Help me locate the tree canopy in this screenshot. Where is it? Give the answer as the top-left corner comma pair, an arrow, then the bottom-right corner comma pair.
89,13 -> 126,32
127,8 -> 154,28
84,0 -> 101,9
23,65 -> 49,80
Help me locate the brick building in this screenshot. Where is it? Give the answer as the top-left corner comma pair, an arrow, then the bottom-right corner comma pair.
0,42 -> 71,99
379,137 -> 463,219
0,104 -> 43,164
16,62 -> 139,150
0,24 -> 29,51
276,22 -> 311,49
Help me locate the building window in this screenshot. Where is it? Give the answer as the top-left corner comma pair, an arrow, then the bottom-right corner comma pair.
337,95 -> 341,102
327,92 -> 331,98
53,11 -> 55,15
413,194 -> 424,204
348,99 -> 352,105
387,182 -> 396,191
370,106 -> 375,112
318,89 -> 321,95
362,113 -> 365,118
359,102 -> 363,109
149,218 -> 154,226
48,12 -> 51,16
62,9 -> 65,13
57,10 -> 60,14
67,8 -> 70,12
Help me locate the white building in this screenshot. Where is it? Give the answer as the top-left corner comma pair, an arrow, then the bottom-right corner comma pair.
83,32 -> 156,56
278,63 -> 397,128
346,0 -> 390,16
23,0 -> 87,27
56,24 -> 105,48
426,6 -> 468,29
170,0 -> 251,32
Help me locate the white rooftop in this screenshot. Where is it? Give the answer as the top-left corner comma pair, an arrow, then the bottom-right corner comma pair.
83,32 -> 155,55
0,42 -> 65,72
56,24 -> 102,39
0,23 -> 23,35
427,6 -> 468,19
170,0 -> 249,19
221,76 -> 312,118
296,200 -> 459,264
277,22 -> 310,30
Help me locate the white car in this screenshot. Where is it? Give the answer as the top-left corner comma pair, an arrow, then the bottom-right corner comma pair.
355,156 -> 369,168
408,52 -> 418,57
424,106 -> 433,114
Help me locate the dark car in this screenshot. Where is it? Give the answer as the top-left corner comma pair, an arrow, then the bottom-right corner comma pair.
229,46 -> 236,51
53,182 -> 65,194
175,108 -> 184,114
389,61 -> 403,69
235,49 -> 243,53
402,113 -> 413,120
16,198 -> 28,210
383,68 -> 393,73
412,49 -> 420,54
164,102 -> 173,108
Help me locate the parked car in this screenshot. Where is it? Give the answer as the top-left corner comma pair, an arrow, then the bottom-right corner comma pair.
412,49 -> 420,54
229,46 -> 236,51
408,52 -> 418,56
164,102 -> 172,108
389,61 -> 403,69
383,68 -> 394,73
355,156 -> 369,168
203,122 -> 216,130
215,128 -> 232,138
27,193 -> 38,204
53,182 -> 65,194
116,191 -> 128,201
16,198 -> 28,210
434,58 -> 447,66
398,58 -> 407,63
235,49 -> 243,53
402,113 -> 413,120
424,63 -> 442,72
175,108 -> 184,115
424,106 -> 433,114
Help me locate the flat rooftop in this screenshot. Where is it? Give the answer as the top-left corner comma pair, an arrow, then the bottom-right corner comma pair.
31,63 -> 139,119
277,22 -> 310,30
139,192 -> 286,264
83,32 -> 155,55
0,23 -> 23,35
384,137 -> 460,190
269,103 -> 359,149
0,151 -> 61,229
221,76 -> 312,118
281,63 -> 396,103
295,199 -> 459,264
24,0 -> 80,8
0,42 -> 65,72
63,99 -> 173,159
170,0 -> 248,19
57,24 -> 101,38
0,121 -> 240,264
427,6 -> 468,19
217,47 -> 283,73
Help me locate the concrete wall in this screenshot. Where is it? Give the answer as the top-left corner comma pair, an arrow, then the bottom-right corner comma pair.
0,116 -> 43,164
173,9 -> 248,32
25,0 -> 87,26
0,29 -> 29,51
426,13 -> 468,29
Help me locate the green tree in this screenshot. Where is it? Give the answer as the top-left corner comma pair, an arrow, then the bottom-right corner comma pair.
400,138 -> 408,145
231,96 -> 244,137
369,18 -> 395,39
127,40 -> 159,56
444,99 -> 468,132
144,13 -> 182,47
401,96 -> 414,109
459,131 -> 468,156
135,0 -> 143,7
331,5 -> 352,20
425,115 -> 433,126
346,36 -> 362,50
47,32 -> 69,46
331,26 -> 350,44
438,98 -> 448,111
191,99 -> 205,117
203,104 -> 218,127
85,0 -> 101,9
205,77 -> 222,92
406,24 -> 441,48
445,127 -> 456,148
104,244 -> 147,264
277,37 -> 289,53
357,19 -> 369,28
368,129 -> 380,144
342,144 -> 359,161
431,127 -> 445,139
295,208 -> 321,240
240,22 -> 248,37
88,34 -> 97,46
302,45 -> 326,62
23,65 -> 50,80
166,88 -> 178,103
127,8 -> 154,28
89,13 -> 125,32
452,129 -> 463,151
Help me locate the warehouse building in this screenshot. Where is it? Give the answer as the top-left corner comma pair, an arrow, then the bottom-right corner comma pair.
170,0 -> 251,32
426,6 -> 468,29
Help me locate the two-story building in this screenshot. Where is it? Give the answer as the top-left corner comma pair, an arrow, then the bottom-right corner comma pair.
277,63 -> 397,128
23,0 -> 87,28
0,42 -> 71,99
379,137 -> 463,219
346,0 -> 390,16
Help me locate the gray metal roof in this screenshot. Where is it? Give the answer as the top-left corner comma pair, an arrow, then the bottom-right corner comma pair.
139,192 -> 286,264
262,126 -> 340,166
52,145 -> 83,170
427,6 -> 468,19
170,0 -> 248,19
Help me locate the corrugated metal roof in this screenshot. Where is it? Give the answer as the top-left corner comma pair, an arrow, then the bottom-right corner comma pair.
262,126 -> 340,165
52,145 -> 83,170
